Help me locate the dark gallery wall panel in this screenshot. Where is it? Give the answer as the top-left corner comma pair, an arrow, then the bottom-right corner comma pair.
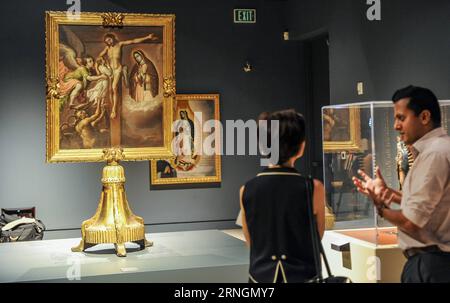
286,0 -> 450,104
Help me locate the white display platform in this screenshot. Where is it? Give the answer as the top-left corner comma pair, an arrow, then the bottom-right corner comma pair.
223,228 -> 406,283
322,228 -> 406,283
0,229 -> 249,283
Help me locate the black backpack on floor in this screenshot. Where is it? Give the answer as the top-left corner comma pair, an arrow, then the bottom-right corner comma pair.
0,213 -> 45,243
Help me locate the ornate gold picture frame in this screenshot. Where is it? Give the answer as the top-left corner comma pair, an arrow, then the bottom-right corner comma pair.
322,107 -> 361,152
46,11 -> 175,162
150,94 -> 222,185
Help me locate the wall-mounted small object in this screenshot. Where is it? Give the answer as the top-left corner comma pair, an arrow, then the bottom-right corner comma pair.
233,9 -> 256,24
243,60 -> 252,73
283,30 -> 289,41
357,81 -> 364,95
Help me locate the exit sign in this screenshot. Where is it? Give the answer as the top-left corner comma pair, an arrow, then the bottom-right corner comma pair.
233,9 -> 256,23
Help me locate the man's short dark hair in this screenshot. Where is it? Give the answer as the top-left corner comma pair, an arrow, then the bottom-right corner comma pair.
392,85 -> 441,128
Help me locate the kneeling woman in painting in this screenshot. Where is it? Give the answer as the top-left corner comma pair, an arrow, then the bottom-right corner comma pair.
240,109 -> 325,283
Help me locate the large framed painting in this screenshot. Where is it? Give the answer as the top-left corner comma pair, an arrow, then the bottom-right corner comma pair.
150,94 -> 221,185
322,107 -> 361,152
46,12 -> 175,162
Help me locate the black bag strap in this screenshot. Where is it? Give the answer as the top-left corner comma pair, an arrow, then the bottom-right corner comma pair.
305,176 -> 322,279
319,230 -> 333,278
305,176 -> 333,280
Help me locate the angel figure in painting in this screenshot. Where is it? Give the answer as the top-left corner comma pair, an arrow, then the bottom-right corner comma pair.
98,33 -> 158,119
82,57 -> 113,136
129,50 -> 159,102
86,57 -> 112,107
58,49 -> 94,109
58,27 -> 107,109
59,48 -> 111,110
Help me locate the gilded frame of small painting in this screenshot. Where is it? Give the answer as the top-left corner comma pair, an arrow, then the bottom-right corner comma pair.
322,107 -> 361,152
150,94 -> 222,185
45,11 -> 175,162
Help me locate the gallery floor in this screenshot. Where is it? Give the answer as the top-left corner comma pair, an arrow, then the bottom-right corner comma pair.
0,227 -> 406,283
0,229 -> 249,283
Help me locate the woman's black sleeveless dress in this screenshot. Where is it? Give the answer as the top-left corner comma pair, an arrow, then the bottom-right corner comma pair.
242,166 -> 316,283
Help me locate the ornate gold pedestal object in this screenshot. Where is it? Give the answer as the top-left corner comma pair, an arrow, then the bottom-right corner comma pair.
72,148 -> 153,257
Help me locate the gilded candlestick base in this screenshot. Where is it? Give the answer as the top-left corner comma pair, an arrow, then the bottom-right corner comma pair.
71,148 -> 152,257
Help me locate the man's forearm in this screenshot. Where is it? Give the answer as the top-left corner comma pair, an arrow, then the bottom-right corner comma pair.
381,208 -> 425,243
381,208 -> 405,226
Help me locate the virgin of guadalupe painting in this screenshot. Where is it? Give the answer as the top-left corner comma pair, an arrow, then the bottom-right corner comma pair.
46,12 -> 175,162
150,94 -> 222,185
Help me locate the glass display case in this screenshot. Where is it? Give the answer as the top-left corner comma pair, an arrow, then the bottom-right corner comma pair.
322,101 -> 397,231
320,100 -> 450,282
322,100 -> 450,231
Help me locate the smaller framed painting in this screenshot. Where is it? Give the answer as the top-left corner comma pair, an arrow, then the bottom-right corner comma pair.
322,107 -> 361,152
150,94 -> 221,185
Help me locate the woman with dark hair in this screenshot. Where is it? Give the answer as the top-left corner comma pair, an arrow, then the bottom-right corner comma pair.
240,109 -> 325,283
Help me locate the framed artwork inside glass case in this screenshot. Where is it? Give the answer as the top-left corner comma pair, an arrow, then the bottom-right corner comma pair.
323,107 -> 362,152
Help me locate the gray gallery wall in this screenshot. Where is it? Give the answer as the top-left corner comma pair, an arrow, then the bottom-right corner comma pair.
286,0 -> 450,103
0,0 -> 307,236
